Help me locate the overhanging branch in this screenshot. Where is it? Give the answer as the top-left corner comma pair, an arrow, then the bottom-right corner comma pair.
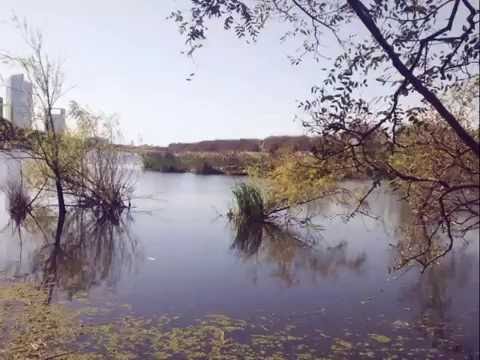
347,0 -> 480,157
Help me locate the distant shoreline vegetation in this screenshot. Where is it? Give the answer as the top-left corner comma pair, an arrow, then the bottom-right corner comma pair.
140,135 -> 317,176
142,150 -> 265,175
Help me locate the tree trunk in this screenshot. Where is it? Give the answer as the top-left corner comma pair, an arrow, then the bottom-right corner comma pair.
54,172 -> 66,244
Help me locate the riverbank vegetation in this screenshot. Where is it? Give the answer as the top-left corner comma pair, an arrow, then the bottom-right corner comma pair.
140,136 -> 331,175
142,150 -> 267,175
228,153 -> 338,225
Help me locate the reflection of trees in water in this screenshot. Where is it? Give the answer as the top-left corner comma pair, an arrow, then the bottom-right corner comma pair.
317,181 -> 477,273
0,222 -> 25,277
386,195 -> 479,273
7,208 -> 139,302
0,206 -> 56,278
398,246 -> 476,352
231,221 -> 367,287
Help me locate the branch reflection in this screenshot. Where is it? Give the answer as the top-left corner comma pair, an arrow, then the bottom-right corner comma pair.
231,221 -> 367,287
21,209 -> 141,302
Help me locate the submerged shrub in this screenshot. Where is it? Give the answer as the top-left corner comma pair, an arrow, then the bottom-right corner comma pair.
3,180 -> 31,225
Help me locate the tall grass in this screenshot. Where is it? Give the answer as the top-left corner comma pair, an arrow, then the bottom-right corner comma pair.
230,183 -> 267,224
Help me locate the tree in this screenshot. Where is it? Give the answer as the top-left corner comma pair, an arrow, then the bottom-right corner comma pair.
172,0 -> 479,268
1,18 -> 70,243
0,19 -> 134,241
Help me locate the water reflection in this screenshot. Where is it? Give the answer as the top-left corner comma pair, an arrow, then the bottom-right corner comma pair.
231,221 -> 367,287
0,169 -> 477,358
390,249 -> 478,359
399,244 -> 477,345
1,207 -> 140,301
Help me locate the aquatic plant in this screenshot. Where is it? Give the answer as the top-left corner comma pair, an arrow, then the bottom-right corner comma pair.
230,183 -> 268,224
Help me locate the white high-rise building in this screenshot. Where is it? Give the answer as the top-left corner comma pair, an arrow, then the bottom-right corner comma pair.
47,108 -> 66,133
5,74 -> 33,129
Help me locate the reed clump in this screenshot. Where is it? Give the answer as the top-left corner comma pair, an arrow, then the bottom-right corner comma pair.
229,183 -> 269,224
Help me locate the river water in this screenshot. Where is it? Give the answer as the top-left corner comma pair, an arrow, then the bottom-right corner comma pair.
0,161 -> 478,359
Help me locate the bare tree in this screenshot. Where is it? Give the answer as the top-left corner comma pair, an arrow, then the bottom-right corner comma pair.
1,18 -> 68,242
0,20 -> 135,241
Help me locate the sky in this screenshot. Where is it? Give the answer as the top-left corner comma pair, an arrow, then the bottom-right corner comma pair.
0,0 -> 335,146
2,0 -> 456,146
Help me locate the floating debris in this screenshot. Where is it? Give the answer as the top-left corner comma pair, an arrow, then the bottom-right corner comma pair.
369,333 -> 392,344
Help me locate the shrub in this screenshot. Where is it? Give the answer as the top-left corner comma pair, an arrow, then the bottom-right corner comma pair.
3,180 -> 31,224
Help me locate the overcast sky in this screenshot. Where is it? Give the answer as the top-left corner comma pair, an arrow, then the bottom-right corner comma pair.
0,0 -> 378,146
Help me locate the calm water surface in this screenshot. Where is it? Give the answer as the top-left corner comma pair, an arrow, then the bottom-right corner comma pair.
0,166 -> 478,359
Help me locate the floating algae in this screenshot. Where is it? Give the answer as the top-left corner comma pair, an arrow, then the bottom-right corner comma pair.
0,281 -> 470,359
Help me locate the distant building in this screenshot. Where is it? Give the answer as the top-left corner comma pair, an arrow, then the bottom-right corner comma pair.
5,74 -> 33,129
46,108 -> 66,133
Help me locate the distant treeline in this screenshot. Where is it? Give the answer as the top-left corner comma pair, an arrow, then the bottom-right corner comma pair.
139,135 -> 326,175
143,135 -> 319,154
142,151 -> 268,175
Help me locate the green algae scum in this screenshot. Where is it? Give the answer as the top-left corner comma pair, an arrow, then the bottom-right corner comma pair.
0,282 -> 472,359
